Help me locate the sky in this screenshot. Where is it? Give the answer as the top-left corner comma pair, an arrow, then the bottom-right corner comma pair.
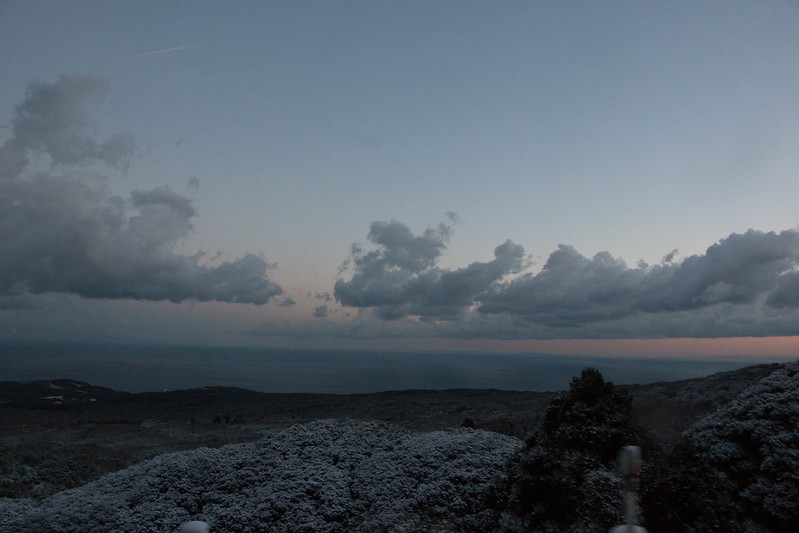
2,1 -> 799,358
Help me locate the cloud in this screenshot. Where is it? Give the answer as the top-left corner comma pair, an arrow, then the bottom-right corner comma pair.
477,245 -> 645,326
445,211 -> 461,224
479,228 -> 799,325
0,76 -> 135,177
279,297 -> 297,307
326,220 -> 799,339
334,220 -> 527,320
0,75 -> 282,305
314,305 -> 328,318
0,293 -> 39,311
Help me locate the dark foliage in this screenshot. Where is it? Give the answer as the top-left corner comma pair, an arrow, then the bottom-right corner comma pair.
505,368 -> 640,531
543,367 -> 638,463
640,443 -> 741,533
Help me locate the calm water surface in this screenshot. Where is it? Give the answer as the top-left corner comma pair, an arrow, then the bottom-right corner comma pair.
0,341 -> 788,394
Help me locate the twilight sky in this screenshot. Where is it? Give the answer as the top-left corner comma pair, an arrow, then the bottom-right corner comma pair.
2,1 -> 799,357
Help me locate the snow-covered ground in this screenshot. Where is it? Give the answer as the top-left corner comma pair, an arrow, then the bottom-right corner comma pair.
1,419 -> 521,532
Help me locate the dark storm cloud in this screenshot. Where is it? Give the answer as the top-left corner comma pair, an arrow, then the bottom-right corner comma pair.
334,220 -> 527,320
0,76 -> 282,305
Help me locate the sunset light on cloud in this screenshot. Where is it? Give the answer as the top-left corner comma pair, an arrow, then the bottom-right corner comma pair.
2,1 -> 799,358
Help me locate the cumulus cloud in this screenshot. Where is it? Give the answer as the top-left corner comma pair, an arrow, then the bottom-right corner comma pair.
314,304 -> 328,318
479,228 -> 799,326
0,76 -> 135,176
327,220 -> 799,339
0,75 -> 282,305
334,220 -> 527,320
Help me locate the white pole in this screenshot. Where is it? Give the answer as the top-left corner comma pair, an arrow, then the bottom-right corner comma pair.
611,446 -> 647,533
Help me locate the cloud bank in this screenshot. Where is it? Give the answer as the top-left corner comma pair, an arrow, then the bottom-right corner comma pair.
335,220 -> 527,320
480,229 -> 799,321
0,75 -> 282,305
325,221 -> 799,340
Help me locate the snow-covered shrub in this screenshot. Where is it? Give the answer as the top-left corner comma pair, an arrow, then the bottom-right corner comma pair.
682,361 -> 799,532
0,419 -> 521,532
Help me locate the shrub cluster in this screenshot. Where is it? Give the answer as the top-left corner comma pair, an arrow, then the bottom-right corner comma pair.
504,363 -> 799,532
504,368 -> 640,532
3,363 -> 797,532
0,420 -> 520,532
642,361 -> 799,532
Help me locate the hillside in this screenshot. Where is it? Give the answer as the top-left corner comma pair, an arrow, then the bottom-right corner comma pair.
628,362 -> 782,445
0,382 -> 553,501
0,363 -> 783,501
1,360 -> 796,531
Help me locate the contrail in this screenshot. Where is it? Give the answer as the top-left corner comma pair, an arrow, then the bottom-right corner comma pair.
135,43 -> 210,57
205,70 -> 264,83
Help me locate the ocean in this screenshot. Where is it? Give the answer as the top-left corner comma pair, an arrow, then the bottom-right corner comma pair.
0,341 -> 786,394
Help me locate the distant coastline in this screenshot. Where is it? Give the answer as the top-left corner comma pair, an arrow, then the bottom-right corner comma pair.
0,340 -> 793,395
